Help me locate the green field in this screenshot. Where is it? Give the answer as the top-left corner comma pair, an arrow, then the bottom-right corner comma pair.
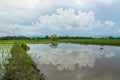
0,39 -> 120,46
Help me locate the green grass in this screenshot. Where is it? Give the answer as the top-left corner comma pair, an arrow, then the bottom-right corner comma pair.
58,39 -> 120,45
4,42 -> 45,80
0,39 -> 51,44
0,39 -> 120,45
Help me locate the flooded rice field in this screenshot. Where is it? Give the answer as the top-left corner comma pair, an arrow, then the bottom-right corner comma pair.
0,44 -> 12,79
28,43 -> 120,80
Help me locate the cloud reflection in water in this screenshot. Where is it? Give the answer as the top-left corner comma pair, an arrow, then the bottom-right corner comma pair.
28,44 -> 115,71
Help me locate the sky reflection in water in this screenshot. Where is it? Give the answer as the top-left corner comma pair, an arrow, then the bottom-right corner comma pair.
28,43 -> 120,80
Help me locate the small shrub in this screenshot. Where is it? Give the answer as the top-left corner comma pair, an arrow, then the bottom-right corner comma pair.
21,43 -> 30,51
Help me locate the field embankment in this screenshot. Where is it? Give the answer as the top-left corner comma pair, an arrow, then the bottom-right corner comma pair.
3,42 -> 44,80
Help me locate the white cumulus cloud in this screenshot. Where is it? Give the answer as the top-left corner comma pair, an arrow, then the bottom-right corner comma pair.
0,0 -> 118,36
0,0 -> 119,24
35,8 -> 115,30
104,21 -> 115,27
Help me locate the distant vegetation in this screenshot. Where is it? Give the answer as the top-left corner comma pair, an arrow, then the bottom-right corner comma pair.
0,36 -> 31,40
50,34 -> 57,41
0,35 -> 120,46
0,35 -> 120,40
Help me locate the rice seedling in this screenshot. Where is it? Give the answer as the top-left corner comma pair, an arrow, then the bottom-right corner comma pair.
0,45 -> 12,79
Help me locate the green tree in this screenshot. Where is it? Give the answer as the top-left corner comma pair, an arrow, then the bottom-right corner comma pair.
50,34 -> 57,41
45,35 -> 49,39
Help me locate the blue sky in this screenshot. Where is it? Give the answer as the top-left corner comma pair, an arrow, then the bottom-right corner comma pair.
0,0 -> 120,37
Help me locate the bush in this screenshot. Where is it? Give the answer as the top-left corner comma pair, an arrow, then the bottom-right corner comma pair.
21,43 -> 30,51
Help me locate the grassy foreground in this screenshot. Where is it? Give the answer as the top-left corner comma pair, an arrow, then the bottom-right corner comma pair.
0,39 -> 120,46
3,42 -> 45,80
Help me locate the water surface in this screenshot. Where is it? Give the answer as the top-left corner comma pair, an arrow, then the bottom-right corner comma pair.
28,43 -> 120,80
0,44 -> 12,79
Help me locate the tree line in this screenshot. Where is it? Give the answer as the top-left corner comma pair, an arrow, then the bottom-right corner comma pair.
0,35 -> 120,40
